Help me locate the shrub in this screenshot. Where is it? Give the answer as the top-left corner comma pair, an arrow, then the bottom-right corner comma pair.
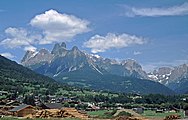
117,111 -> 132,117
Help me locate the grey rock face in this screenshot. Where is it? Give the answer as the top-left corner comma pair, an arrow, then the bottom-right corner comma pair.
21,50 -> 36,63
21,49 -> 53,66
148,64 -> 188,91
158,67 -> 172,75
148,67 -> 173,84
169,64 -> 188,81
121,59 -> 148,79
51,42 -> 68,57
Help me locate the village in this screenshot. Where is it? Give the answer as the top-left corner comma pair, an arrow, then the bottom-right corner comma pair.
1,90 -> 188,120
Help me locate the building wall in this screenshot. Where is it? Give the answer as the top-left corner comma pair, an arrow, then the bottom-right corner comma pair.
17,107 -> 34,117
185,110 -> 188,117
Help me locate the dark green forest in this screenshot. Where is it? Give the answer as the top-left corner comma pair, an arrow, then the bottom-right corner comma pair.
0,55 -> 72,97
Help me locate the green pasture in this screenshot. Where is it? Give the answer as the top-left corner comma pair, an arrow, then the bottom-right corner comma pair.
142,110 -> 184,118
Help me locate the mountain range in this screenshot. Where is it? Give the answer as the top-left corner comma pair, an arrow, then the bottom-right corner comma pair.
21,42 -> 148,79
20,42 -> 185,95
148,64 -> 188,93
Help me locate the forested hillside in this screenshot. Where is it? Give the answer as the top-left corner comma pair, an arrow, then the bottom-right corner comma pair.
0,55 -> 71,96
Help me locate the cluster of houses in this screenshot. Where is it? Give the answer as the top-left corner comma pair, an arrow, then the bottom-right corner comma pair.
1,91 -> 188,119
0,91 -> 8,96
0,100 -> 89,118
0,93 -> 100,118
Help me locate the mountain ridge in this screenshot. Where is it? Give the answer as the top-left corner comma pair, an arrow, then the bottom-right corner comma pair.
20,42 -> 175,95
148,64 -> 188,93
21,42 -> 148,79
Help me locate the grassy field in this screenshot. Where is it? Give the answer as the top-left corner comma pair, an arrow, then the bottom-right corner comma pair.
87,109 -> 185,119
142,110 -> 184,118
87,110 -> 114,118
87,110 -> 112,116
56,88 -> 118,97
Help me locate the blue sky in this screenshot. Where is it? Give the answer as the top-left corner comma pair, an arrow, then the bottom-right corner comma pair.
0,0 -> 188,72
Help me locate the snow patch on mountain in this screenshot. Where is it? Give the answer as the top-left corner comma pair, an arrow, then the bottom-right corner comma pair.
90,63 -> 103,75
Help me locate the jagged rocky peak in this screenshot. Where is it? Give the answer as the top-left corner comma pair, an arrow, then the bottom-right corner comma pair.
148,64 -> 188,86
103,58 -> 118,64
121,59 -> 148,79
69,46 -> 84,58
30,48 -> 52,62
151,67 -> 172,75
51,43 -> 61,54
51,42 -> 68,56
61,42 -> 66,48
71,46 -> 80,53
39,48 -> 50,55
157,67 -> 172,75
122,59 -> 142,71
179,64 -> 188,69
21,48 -> 53,66
148,67 -> 173,84
104,58 -> 112,63
169,64 -> 188,80
173,64 -> 188,75
72,46 -> 79,51
21,50 -> 37,63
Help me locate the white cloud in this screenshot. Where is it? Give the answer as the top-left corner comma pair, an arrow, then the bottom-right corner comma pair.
124,2 -> 188,17
0,27 -> 40,49
84,33 -> 146,53
0,10 -> 90,51
133,51 -> 142,55
30,9 -> 90,44
0,52 -> 15,59
24,46 -> 37,52
1,27 -> 31,48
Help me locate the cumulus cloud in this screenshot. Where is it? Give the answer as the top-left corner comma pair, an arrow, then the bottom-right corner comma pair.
84,33 -> 146,53
124,2 -> 188,17
30,9 -> 90,44
0,52 -> 15,59
0,27 -> 40,49
0,9 -> 90,51
1,27 -> 31,48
